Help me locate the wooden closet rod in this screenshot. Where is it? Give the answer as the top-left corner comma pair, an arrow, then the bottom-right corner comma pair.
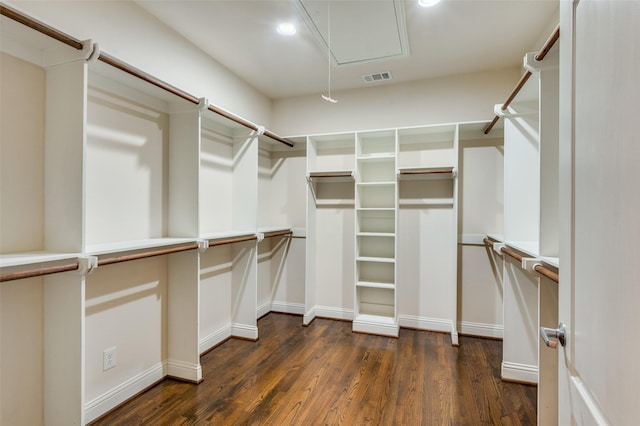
0,4 -> 84,50
484,24 -> 560,135
0,262 -> 79,282
206,105 -> 294,148
97,243 -> 200,267
1,5 -> 293,148
534,264 -> 559,283
208,235 -> 258,247
262,230 -> 293,239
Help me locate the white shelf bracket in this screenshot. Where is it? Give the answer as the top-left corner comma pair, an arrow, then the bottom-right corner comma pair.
76,255 -> 99,276
524,51 -> 559,73
256,233 -> 265,243
522,257 -> 543,274
492,242 -> 506,256
86,40 -> 100,64
197,239 -> 209,253
197,97 -> 208,111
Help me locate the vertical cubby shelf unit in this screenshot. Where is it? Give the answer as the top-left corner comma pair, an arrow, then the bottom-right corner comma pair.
305,124 -> 460,341
495,43 -> 560,391
354,130 -> 398,336
0,10 -> 298,425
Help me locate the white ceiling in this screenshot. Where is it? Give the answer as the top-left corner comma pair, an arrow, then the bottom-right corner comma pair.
135,0 -> 558,100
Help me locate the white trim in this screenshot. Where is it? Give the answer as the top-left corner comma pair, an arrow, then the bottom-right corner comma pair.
569,376 -> 611,425
231,323 -> 259,340
166,359 -> 202,382
199,323 -> 232,354
303,307 -> 316,325
398,314 -> 453,334
270,301 -> 305,315
353,317 -> 399,337
458,321 -> 504,339
84,362 -> 164,423
314,305 -> 354,321
501,361 -> 538,384
257,301 -> 271,318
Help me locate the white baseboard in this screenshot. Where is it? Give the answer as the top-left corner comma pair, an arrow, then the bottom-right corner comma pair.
314,305 -> 354,321
166,359 -> 202,383
199,324 -> 232,354
231,323 -> 259,340
458,321 -> 504,339
270,301 -> 305,315
257,301 -> 271,318
502,361 -> 538,384
84,362 -> 164,423
353,318 -> 399,337
303,307 -> 316,325
399,314 -> 453,334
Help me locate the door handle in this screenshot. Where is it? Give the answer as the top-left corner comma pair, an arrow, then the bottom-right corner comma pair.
540,323 -> 566,348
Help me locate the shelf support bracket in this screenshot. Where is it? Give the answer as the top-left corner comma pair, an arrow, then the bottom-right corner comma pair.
76,255 -> 98,276
492,242 -> 506,256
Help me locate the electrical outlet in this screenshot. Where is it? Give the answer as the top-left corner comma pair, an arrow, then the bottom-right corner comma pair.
103,346 -> 116,371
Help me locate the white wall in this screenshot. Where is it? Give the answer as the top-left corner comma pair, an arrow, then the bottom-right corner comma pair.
273,67 -> 521,136
11,0 -> 272,126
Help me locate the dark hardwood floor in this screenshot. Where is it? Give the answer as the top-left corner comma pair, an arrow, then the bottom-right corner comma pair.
91,313 -> 536,425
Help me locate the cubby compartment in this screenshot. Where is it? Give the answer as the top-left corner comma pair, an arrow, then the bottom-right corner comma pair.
358,158 -> 395,183
357,210 -> 395,234
308,133 -> 355,173
357,130 -> 396,158
356,235 -> 395,260
357,260 -> 395,285
356,184 -> 396,209
398,125 -> 456,169
356,286 -> 395,318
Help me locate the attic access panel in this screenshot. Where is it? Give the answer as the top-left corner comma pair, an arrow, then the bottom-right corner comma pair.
295,0 -> 409,66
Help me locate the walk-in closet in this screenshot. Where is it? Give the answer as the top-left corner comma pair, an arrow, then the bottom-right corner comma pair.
3,1 -> 638,425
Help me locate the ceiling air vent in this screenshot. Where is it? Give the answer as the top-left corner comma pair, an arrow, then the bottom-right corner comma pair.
362,72 -> 392,83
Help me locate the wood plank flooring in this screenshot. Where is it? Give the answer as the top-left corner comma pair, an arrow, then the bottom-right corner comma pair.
91,314 -> 536,425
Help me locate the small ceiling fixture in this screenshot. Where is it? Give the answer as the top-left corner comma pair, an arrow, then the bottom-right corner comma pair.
277,22 -> 297,36
418,0 -> 440,7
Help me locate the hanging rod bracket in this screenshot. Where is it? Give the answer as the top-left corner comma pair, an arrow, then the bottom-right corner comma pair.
492,243 -> 506,256
43,39 -> 97,67
522,257 -> 543,273
525,50 -> 559,73
197,239 -> 209,253
76,255 -> 99,276
255,125 -> 266,136
256,233 -> 265,243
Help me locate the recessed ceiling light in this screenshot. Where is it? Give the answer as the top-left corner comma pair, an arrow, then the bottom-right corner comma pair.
418,0 -> 440,7
277,23 -> 297,36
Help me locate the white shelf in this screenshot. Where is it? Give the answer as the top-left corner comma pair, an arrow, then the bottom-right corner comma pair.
356,281 -> 395,290
505,240 -> 540,258
202,230 -> 256,242
0,252 -> 80,268
356,181 -> 395,187
357,208 -> 395,212
356,232 -> 395,238
84,238 -> 197,257
356,256 -> 395,264
541,257 -> 559,268
357,153 -> 395,161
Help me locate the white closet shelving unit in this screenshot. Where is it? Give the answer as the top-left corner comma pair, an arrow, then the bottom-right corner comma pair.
353,130 -> 398,336
397,124 -> 459,344
304,133 -> 356,325
0,7 -> 300,425
305,124 -> 462,342
495,43 -> 559,426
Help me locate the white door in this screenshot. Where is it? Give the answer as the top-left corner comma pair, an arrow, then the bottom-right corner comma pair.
558,1 -> 640,424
